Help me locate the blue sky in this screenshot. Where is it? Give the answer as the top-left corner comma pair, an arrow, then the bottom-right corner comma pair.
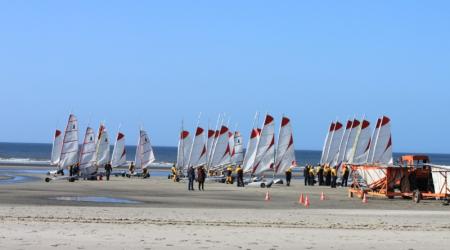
0,1 -> 449,153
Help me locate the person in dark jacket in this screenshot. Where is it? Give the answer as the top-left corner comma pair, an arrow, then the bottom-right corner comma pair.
69,165 -> 74,177
187,166 -> 195,191
317,165 -> 324,186
104,162 -> 112,181
236,165 -> 244,187
303,165 -> 309,186
197,166 -> 206,191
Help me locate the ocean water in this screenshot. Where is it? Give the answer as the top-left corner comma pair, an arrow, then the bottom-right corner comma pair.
1,142 -> 450,166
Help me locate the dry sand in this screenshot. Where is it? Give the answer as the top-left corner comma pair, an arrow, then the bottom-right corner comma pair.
1,165 -> 450,249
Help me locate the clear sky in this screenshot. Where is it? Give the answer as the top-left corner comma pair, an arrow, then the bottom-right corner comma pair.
0,1 -> 449,153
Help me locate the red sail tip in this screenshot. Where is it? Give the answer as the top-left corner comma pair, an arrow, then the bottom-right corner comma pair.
264,115 -> 274,125
195,127 -> 204,136
346,120 -> 353,129
334,122 -> 343,130
220,126 -> 229,135
55,130 -> 62,137
181,131 -> 189,139
329,123 -> 336,132
381,116 -> 391,126
117,132 -> 125,140
250,128 -> 260,138
281,117 -> 290,127
228,131 -> 233,138
352,119 -> 361,128
208,130 -> 215,137
362,120 -> 370,129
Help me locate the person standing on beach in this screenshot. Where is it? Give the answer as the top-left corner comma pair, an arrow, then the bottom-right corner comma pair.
341,165 -> 349,187
104,162 -> 112,181
171,164 -> 178,182
303,165 -> 309,186
308,166 -> 315,186
187,166 -> 195,191
69,165 -> 74,177
285,168 -> 292,186
317,165 -> 324,186
197,166 -> 206,191
225,165 -> 233,184
324,165 -> 331,186
236,165 -> 244,187
331,167 -> 337,188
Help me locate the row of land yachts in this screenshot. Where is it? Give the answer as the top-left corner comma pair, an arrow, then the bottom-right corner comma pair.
45,113 -> 450,202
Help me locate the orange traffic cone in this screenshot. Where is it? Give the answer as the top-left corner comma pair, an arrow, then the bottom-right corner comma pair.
304,195 -> 310,208
298,193 -> 304,204
362,193 -> 368,203
265,191 -> 271,201
320,192 -> 325,201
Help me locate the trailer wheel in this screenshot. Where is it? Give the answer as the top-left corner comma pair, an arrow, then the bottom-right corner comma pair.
413,191 -> 421,203
69,177 -> 76,182
45,177 -> 51,183
260,183 -> 266,188
442,199 -> 449,206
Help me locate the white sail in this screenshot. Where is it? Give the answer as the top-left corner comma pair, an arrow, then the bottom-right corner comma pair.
206,129 -> 215,167
59,114 -> 79,169
95,124 -> 110,166
320,122 -> 335,165
372,116 -> 393,164
206,129 -> 219,169
111,132 -> 127,167
188,127 -> 207,168
355,117 -> 393,188
227,131 -> 235,165
231,131 -> 244,166
210,126 -> 231,168
274,116 -> 296,174
176,130 -> 191,170
350,120 -> 372,164
79,127 -> 96,175
326,121 -> 344,166
343,119 -> 360,162
252,114 -> 275,175
135,129 -> 155,169
334,120 -> 352,166
242,128 -> 260,173
50,129 -> 63,166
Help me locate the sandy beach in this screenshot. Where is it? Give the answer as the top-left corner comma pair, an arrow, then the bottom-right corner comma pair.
1,165 -> 450,249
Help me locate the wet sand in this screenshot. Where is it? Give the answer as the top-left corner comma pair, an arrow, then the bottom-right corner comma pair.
1,165 -> 450,249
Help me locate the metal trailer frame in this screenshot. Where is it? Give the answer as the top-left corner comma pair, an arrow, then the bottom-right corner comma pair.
347,158 -> 450,203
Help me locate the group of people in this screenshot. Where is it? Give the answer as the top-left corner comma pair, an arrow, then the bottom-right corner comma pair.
224,165 -> 244,187
127,162 -> 150,178
66,162 -> 114,181
187,165 -> 206,191
303,164 -> 350,188
171,164 -> 246,191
